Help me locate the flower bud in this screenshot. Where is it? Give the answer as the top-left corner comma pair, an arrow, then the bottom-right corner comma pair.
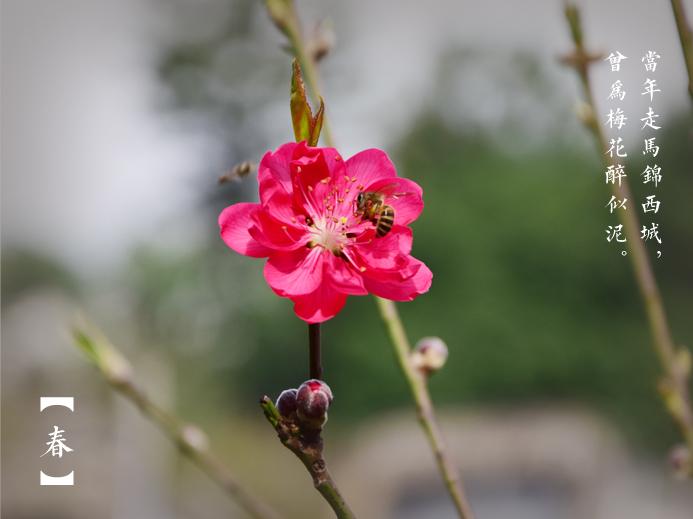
296,379 -> 332,427
411,337 -> 448,375
276,388 -> 298,420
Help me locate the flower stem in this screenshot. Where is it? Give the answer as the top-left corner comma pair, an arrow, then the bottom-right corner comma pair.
670,0 -> 693,101
374,297 -> 477,519
564,3 -> 693,458
260,397 -> 356,518
72,324 -> 286,519
309,323 -> 323,379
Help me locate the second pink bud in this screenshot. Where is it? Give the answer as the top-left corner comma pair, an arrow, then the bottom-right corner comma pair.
297,379 -> 333,424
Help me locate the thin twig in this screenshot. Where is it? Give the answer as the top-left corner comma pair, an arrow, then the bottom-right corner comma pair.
670,0 -> 693,100
374,297 -> 477,519
71,325 -> 286,519
260,397 -> 356,518
563,3 -> 693,459
309,323 -> 323,379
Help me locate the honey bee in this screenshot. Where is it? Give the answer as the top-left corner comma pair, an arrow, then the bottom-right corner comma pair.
355,184 -> 412,238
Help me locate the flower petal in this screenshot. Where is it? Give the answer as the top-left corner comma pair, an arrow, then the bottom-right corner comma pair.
290,143 -> 335,216
289,142 -> 350,218
291,282 -> 349,324
325,254 -> 368,295
250,209 -> 309,252
260,187 -> 307,232
258,142 -> 298,205
265,247 -> 324,297
219,203 -> 274,258
363,258 -> 432,301
360,253 -> 421,283
345,148 -> 397,188
363,177 -> 424,226
351,226 -> 411,271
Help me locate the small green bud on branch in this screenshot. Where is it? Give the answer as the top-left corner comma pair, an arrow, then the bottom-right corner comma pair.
411,337 -> 449,376
290,58 -> 325,146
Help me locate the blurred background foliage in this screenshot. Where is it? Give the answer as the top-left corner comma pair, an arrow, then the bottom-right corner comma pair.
4,0 -> 693,460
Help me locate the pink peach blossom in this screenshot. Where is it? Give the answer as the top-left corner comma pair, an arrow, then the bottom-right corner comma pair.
219,141 -> 432,323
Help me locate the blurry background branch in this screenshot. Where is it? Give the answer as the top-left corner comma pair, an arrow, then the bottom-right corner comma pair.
71,319 -> 287,519
563,3 -> 693,475
669,0 -> 693,100
375,297 -> 477,519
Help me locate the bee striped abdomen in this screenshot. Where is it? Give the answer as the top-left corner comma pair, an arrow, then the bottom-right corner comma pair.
375,205 -> 395,238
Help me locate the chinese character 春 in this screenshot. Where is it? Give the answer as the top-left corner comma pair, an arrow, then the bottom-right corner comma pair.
605,108 -> 627,129
642,195 -> 661,213
606,224 -> 627,242
606,196 -> 627,213
40,426 -> 73,458
642,51 -> 660,72
643,138 -> 659,157
642,79 -> 661,101
641,223 -> 662,244
606,138 -> 627,157
605,164 -> 627,186
642,164 -> 662,186
606,52 -> 628,71
640,107 -> 660,130
607,80 -> 626,100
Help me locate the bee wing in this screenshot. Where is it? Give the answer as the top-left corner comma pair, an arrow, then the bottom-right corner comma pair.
385,192 -> 416,200
373,183 -> 415,200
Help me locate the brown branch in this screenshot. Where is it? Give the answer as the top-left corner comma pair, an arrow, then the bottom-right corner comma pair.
260,397 -> 356,518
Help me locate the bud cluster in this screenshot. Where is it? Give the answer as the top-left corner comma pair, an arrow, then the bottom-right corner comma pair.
276,379 -> 333,432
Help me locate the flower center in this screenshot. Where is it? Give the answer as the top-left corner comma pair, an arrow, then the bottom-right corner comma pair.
310,217 -> 344,254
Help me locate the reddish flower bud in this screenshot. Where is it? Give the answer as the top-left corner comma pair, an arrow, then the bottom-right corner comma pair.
276,388 -> 298,419
411,336 -> 448,375
296,379 -> 333,425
